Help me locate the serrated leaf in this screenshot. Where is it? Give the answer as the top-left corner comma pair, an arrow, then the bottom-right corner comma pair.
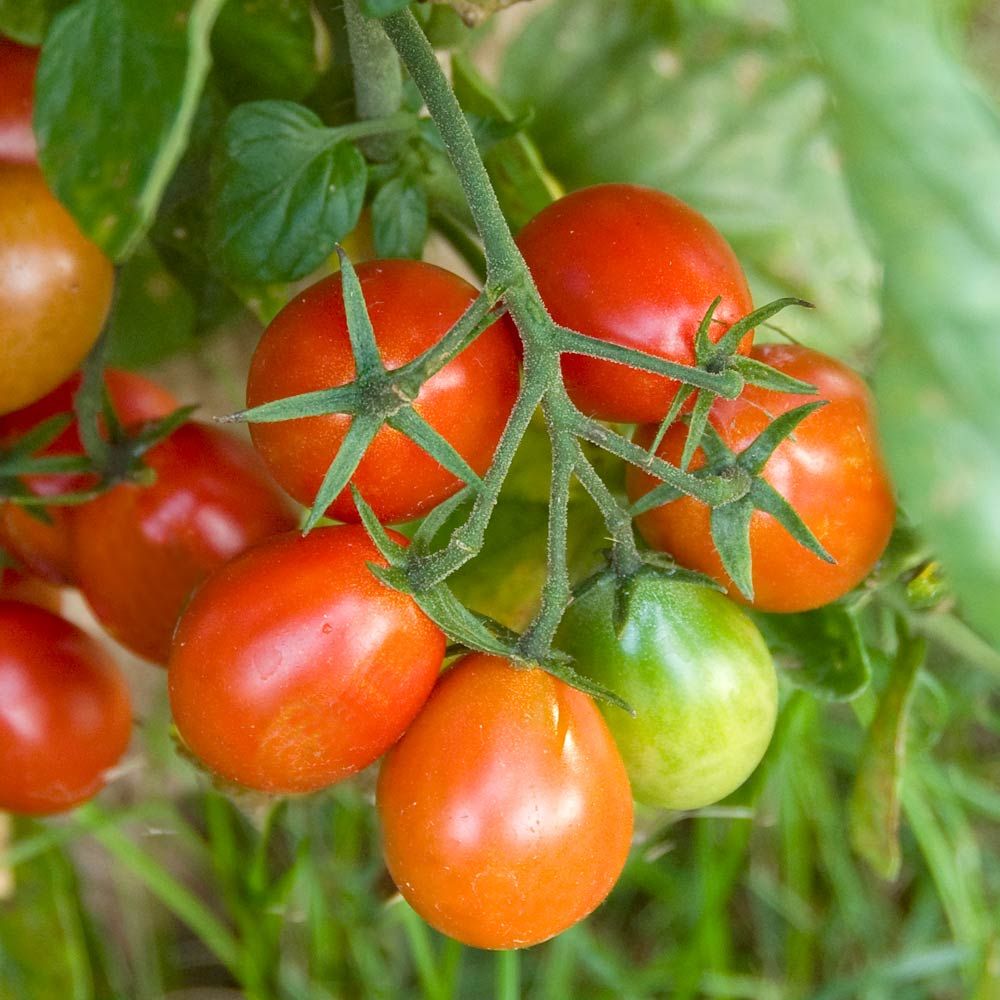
210,102 -> 367,283
756,604 -> 872,701
710,498 -> 754,600
849,627 -> 926,880
34,0 -> 226,260
796,0 -> 1000,649
212,0 -> 320,103
372,176 -> 429,259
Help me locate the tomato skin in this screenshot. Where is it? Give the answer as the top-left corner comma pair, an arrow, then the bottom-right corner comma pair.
72,422 -> 295,665
169,525 -> 445,794
559,574 -> 777,810
627,344 -> 895,613
377,653 -> 633,950
246,260 -> 521,525
0,565 -> 63,613
0,39 -> 38,165
517,184 -> 753,423
0,600 -> 132,815
0,166 -> 114,415
0,369 -> 179,584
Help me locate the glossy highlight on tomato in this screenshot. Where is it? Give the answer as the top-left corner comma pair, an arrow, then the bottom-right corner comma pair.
0,38 -> 38,164
559,573 -> 777,809
0,369 -> 179,584
0,165 -> 114,416
628,343 -> 895,612
517,183 -> 753,423
246,259 -> 521,525
377,653 -> 634,950
169,525 -> 445,794
0,600 -> 132,815
73,422 -> 295,665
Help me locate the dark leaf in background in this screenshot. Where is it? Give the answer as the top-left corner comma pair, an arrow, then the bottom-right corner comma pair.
372,176 -> 429,258
796,0 -> 1000,650
212,0 -> 321,103
33,0 -> 227,261
208,101 -> 367,283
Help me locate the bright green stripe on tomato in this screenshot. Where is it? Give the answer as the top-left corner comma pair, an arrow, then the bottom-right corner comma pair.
559,574 -> 777,810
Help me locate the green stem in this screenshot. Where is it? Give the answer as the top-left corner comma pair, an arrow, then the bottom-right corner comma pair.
343,0 -> 404,162
574,447 -> 643,578
496,949 -> 521,1000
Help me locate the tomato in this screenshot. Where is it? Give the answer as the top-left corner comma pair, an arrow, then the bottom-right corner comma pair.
0,369 -> 179,584
376,653 -> 633,950
72,422 -> 295,665
0,600 -> 132,815
246,260 -> 520,525
558,573 -> 777,810
0,166 -> 114,416
169,525 -> 445,794
627,344 -> 895,613
0,38 -> 38,165
0,564 -> 62,613
517,183 -> 753,423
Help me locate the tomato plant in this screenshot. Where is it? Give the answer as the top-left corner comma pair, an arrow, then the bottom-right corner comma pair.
169,524 -> 445,794
628,344 -> 895,613
246,259 -> 521,525
0,166 -> 114,416
517,183 -> 754,423
0,564 -> 62,612
72,422 -> 295,665
0,369 -> 179,584
376,653 -> 634,950
559,572 -> 777,809
0,600 -> 132,815
0,38 -> 37,165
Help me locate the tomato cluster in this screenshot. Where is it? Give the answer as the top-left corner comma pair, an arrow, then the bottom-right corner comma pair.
0,62 -> 895,952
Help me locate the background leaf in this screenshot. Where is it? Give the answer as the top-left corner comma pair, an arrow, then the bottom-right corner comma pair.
795,0 -> 1000,650
0,0 -> 70,44
372,175 -> 429,258
34,0 -> 227,260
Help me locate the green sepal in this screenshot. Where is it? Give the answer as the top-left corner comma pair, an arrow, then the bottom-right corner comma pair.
351,487 -> 408,562
679,386 -> 715,472
411,485 -> 475,552
336,247 -> 384,375
728,355 -> 818,395
387,407 -> 481,487
693,296 -> 722,364
219,385 -> 359,425
0,415 -> 75,465
75,328 -> 112,465
736,400 -> 826,475
628,477 -> 684,517
302,414 -> 381,533
647,383 -> 693,455
748,477 -> 834,564
710,497 -> 755,600
534,653 -> 635,716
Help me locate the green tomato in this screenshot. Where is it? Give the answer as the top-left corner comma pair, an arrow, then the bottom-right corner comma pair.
559,572 -> 778,810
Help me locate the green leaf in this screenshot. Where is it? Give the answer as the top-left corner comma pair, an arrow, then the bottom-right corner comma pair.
849,627 -> 926,880
106,241 -> 197,368
360,0 -> 410,17
372,176 -> 429,258
0,0 -> 70,43
795,0 -> 1000,649
212,0 -> 320,103
209,101 -> 367,283
34,0 -> 226,260
756,604 -> 872,701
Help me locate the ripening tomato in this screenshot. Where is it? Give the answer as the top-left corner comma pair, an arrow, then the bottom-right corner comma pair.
0,165 -> 114,415
559,573 -> 777,810
628,344 -> 895,612
0,369 -> 179,584
517,184 -> 753,423
169,525 -> 445,793
0,38 -> 38,164
72,422 -> 295,665
0,600 -> 132,815
0,564 -> 62,613
246,260 -> 520,525
377,654 -> 633,950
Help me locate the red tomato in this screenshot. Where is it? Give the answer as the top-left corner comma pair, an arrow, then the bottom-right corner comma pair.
246,260 -> 520,525
627,344 -> 895,612
377,654 -> 634,950
0,166 -> 114,415
0,369 -> 179,584
169,525 -> 445,793
0,600 -> 132,815
517,184 -> 753,423
72,422 -> 295,665
0,39 -> 38,165
0,564 -> 63,613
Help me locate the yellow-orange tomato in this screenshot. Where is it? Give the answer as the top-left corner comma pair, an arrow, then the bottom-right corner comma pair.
628,344 -> 895,613
377,654 -> 634,950
0,165 -> 114,415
